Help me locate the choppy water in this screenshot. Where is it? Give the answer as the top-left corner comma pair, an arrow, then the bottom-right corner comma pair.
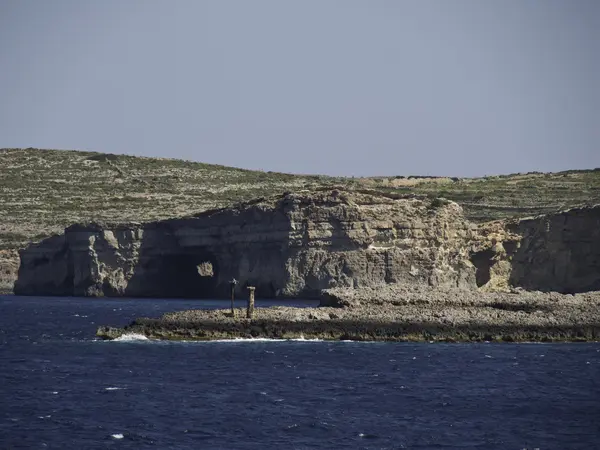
1,295 -> 599,449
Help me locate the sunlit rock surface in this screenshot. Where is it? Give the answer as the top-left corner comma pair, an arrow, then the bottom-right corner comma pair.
14,189 -> 600,298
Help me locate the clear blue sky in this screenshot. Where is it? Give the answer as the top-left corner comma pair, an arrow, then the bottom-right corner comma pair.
0,0 -> 598,176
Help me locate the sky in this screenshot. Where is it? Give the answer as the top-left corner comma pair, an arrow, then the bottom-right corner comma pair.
0,1 -> 598,177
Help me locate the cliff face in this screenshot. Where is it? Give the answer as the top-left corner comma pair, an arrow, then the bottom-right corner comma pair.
471,206 -> 600,293
15,189 -> 600,298
15,190 -> 477,298
508,206 -> 600,292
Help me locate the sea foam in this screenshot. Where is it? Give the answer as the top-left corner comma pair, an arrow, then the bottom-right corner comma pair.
113,333 -> 149,342
200,337 -> 324,343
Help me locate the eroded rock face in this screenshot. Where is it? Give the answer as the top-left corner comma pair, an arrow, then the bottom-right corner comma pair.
471,205 -> 600,293
15,190 -> 600,298
0,249 -> 19,294
15,190 -> 477,298
508,206 -> 600,293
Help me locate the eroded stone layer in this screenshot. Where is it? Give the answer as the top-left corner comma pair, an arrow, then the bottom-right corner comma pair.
471,205 -> 600,293
15,191 -> 476,298
15,190 -> 600,298
508,206 -> 600,292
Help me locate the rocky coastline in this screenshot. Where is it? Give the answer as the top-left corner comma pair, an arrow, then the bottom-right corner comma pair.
12,187 -> 600,343
96,284 -> 600,342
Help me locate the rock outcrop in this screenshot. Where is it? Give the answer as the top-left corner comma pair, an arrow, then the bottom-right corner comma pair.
0,249 -> 18,294
14,189 -> 600,298
471,205 -> 600,293
15,190 -> 477,298
97,285 -> 600,342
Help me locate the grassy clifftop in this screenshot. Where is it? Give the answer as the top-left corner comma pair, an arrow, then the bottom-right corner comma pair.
1,147 -> 599,291
0,148 -> 347,250
359,169 -> 600,222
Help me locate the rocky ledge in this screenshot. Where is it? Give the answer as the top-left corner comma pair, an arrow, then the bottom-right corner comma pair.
97,284 -> 600,342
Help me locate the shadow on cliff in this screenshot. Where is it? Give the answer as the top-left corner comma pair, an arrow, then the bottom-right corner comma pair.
470,206 -> 600,294
506,208 -> 600,294
123,223 -> 224,299
14,234 -> 74,296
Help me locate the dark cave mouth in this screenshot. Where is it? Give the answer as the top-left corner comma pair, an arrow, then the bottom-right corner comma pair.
159,251 -> 220,298
470,249 -> 495,288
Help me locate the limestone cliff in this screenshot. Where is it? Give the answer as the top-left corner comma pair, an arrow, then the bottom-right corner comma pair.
472,205 -> 600,293
15,190 -> 477,298
14,190 -> 600,298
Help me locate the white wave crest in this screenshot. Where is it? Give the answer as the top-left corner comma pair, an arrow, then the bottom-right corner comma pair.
110,336 -> 382,344
200,338 -> 287,343
289,337 -> 323,342
114,333 -> 149,342
200,337 -> 324,343
111,433 -> 124,439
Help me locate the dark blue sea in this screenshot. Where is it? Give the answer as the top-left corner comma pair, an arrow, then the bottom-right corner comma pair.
0,295 -> 599,449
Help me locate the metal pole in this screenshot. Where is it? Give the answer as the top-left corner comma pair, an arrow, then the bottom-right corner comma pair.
229,278 -> 237,317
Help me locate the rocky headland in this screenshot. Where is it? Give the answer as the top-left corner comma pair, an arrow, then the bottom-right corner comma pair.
97,285 -> 600,342
12,185 -> 600,342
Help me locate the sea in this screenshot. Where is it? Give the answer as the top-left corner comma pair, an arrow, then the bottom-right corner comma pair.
0,295 -> 599,450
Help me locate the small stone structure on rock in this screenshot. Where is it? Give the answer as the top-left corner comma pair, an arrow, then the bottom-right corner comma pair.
247,286 -> 255,319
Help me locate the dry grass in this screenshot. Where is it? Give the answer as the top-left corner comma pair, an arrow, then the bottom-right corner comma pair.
359,170 -> 600,222
0,148 -> 351,251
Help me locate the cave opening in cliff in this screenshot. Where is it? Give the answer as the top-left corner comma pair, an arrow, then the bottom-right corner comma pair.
470,249 -> 495,287
160,250 -> 220,298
